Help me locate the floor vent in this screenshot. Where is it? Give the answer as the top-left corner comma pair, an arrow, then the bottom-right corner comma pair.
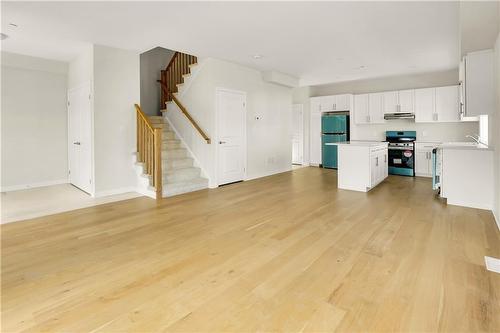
485,256 -> 500,274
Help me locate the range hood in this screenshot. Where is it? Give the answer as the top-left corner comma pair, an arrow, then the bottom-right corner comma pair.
384,112 -> 415,120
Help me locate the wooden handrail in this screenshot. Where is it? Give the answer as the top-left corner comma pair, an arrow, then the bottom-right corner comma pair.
135,104 -> 162,198
135,104 -> 155,131
158,80 -> 211,144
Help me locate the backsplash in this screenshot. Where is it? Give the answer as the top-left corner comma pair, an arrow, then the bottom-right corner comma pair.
350,120 -> 479,142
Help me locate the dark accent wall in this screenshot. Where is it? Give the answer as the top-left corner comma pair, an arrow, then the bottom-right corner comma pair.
140,47 -> 175,116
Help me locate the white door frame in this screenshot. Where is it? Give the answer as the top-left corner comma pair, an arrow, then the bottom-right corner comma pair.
214,87 -> 247,187
67,81 -> 94,196
292,103 -> 304,165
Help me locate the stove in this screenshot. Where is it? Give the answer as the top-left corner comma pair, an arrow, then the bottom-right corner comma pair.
385,131 -> 416,177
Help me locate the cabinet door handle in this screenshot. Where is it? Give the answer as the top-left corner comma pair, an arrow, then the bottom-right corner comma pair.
384,154 -> 387,163
376,157 -> 379,166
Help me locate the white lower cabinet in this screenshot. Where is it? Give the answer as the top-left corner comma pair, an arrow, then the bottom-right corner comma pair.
370,146 -> 388,187
415,142 -> 440,177
337,142 -> 388,192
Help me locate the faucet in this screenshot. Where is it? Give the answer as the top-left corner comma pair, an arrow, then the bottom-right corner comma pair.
466,134 -> 480,143
465,134 -> 487,146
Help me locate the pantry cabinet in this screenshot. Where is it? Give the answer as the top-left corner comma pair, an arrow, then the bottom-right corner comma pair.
309,112 -> 322,166
310,97 -> 321,114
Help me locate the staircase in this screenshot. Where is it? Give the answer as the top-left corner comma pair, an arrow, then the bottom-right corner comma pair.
135,51 -> 210,199
147,116 -> 208,197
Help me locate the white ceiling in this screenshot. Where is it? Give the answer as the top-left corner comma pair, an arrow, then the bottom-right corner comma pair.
1,1 -> 461,86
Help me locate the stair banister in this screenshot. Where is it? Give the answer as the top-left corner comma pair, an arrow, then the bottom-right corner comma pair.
135,104 -> 162,198
157,80 -> 211,144
157,51 -> 211,144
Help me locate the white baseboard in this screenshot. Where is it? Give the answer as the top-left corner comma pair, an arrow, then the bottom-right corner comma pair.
246,167 -> 293,182
1,179 -> 69,192
93,187 -> 139,198
446,199 -> 492,211
135,187 -> 156,199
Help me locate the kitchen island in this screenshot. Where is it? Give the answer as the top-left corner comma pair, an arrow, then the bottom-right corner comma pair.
326,141 -> 389,192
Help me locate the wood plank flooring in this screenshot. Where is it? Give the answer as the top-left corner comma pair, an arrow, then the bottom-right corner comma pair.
2,167 -> 500,332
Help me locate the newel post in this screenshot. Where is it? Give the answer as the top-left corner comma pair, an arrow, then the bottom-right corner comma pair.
154,127 -> 162,199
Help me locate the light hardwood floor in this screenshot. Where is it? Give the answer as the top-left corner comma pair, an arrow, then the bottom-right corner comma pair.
2,167 -> 499,332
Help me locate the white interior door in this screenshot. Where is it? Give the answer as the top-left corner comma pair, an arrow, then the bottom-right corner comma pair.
291,104 -> 304,165
68,83 -> 92,194
217,89 -> 246,186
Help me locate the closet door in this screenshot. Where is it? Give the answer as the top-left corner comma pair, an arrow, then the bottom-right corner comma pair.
68,82 -> 92,193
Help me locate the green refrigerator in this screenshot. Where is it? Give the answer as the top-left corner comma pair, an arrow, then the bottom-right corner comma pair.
321,114 -> 350,169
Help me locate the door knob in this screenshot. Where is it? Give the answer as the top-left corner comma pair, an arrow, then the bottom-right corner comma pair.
219,141 -> 226,144
73,142 -> 81,145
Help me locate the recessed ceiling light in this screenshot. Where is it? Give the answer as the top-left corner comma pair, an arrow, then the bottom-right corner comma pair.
0,33 -> 8,40
253,54 -> 263,59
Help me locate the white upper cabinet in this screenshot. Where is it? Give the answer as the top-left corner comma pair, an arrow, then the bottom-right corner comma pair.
398,90 -> 414,113
414,85 -> 460,123
320,95 -> 336,112
463,49 -> 495,117
354,94 -> 370,124
335,94 -> 351,111
415,88 -> 435,122
435,86 -> 460,122
310,97 -> 321,114
354,93 -> 384,125
368,93 -> 384,123
313,94 -> 352,112
383,91 -> 399,113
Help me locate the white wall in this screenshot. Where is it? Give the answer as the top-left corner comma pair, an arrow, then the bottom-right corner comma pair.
493,31 -> 500,229
166,58 -> 293,187
1,52 -> 69,191
92,45 -> 140,196
68,45 -> 93,90
140,47 -> 175,116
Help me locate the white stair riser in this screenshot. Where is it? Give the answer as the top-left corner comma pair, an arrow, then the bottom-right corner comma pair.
164,149 -> 187,159
163,179 -> 208,197
162,142 -> 182,150
163,158 -> 193,169
163,131 -> 176,139
164,168 -> 200,183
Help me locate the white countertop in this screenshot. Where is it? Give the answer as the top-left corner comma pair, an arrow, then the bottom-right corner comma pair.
438,142 -> 492,151
325,141 -> 388,148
